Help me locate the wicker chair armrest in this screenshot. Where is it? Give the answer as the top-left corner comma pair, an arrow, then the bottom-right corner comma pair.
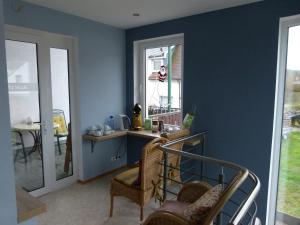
143,210 -> 190,225
147,137 -> 169,148
177,181 -> 212,203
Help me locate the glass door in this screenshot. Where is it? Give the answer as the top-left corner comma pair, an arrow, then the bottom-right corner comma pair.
268,16 -> 300,225
47,33 -> 77,187
5,27 -> 78,196
5,39 -> 46,192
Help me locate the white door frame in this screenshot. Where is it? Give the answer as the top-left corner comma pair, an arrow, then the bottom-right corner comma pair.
267,14 -> 300,225
5,25 -> 82,196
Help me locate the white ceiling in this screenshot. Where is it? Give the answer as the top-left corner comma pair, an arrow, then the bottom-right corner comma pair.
24,0 -> 261,29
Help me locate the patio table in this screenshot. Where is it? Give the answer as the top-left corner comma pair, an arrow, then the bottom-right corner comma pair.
12,123 -> 59,159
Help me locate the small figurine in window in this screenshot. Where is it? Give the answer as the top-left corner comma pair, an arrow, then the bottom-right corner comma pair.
158,65 -> 167,82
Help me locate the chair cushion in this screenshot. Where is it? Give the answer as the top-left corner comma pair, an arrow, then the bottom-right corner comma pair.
183,184 -> 223,218
53,115 -> 68,135
114,167 -> 140,187
158,200 -> 189,216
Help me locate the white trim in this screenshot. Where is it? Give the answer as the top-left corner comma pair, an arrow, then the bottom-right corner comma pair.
267,14 -> 300,225
4,25 -> 82,196
133,33 -> 184,119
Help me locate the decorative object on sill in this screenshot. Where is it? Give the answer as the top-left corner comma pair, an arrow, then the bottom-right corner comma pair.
158,120 -> 164,132
182,106 -> 197,129
132,103 -> 143,130
152,120 -> 159,133
144,118 -> 152,130
158,65 -> 167,82
182,113 -> 194,129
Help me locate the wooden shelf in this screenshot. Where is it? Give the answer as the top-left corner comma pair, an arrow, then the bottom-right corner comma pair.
82,129 -> 203,152
127,130 -> 161,139
82,130 -> 127,142
16,188 -> 46,223
83,130 -> 161,153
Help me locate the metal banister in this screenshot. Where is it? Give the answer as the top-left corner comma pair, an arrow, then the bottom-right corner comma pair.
160,133 -> 261,225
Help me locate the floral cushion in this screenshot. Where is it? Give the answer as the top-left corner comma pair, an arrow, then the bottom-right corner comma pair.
183,184 -> 223,219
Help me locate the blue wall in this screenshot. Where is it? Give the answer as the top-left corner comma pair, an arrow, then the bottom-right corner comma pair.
126,0 -> 300,221
3,0 -> 126,180
0,0 -> 17,224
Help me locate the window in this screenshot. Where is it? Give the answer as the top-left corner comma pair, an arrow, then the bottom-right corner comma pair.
134,34 -> 184,126
153,59 -> 162,71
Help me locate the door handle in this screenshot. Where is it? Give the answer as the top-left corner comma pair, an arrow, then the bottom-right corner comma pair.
40,121 -> 47,134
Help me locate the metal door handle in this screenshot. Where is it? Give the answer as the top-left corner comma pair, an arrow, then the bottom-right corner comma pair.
41,121 -> 47,133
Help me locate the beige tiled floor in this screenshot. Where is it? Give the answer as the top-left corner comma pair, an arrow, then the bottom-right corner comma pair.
37,170 -> 159,225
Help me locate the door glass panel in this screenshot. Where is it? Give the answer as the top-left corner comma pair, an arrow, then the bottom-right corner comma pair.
276,25 -> 300,224
145,45 -> 183,126
5,40 -> 45,192
50,48 -> 73,180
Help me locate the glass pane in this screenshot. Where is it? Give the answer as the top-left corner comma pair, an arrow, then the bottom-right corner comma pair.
276,25 -> 300,224
50,48 -> 73,180
145,45 -> 183,126
6,40 -> 45,192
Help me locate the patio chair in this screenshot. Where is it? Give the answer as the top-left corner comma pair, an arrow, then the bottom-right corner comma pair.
11,130 -> 27,163
53,109 -> 68,155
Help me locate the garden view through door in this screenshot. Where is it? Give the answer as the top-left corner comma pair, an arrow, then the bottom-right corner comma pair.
276,24 -> 300,224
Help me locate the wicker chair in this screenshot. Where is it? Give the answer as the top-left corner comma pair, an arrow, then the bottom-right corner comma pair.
110,129 -> 190,221
143,170 -> 248,225
161,130 -> 190,183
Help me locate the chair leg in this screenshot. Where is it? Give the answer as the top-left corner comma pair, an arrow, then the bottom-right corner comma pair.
57,136 -> 62,155
109,194 -> 114,217
20,135 -> 27,164
140,205 -> 144,221
14,148 -> 19,163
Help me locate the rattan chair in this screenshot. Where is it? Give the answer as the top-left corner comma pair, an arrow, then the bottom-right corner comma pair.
110,129 -> 190,221
143,170 -> 248,225
161,131 -> 190,184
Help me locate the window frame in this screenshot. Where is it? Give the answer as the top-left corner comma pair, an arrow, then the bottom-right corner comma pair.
133,34 -> 184,119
